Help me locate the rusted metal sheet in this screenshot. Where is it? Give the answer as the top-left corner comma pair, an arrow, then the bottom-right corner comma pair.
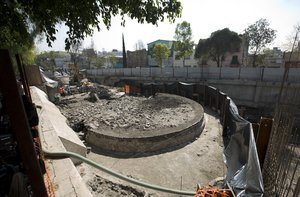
256,117 -> 273,167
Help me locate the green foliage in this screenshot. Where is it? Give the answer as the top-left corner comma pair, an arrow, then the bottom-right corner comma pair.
153,43 -> 170,66
109,53 -> 117,67
0,0 -> 182,51
36,51 -> 69,71
195,28 -> 241,67
244,18 -> 276,67
22,47 -> 37,65
174,21 -> 194,66
95,57 -> 105,68
0,1 -> 39,67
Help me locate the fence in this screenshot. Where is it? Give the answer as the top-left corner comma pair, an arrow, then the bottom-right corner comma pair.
86,67 -> 300,82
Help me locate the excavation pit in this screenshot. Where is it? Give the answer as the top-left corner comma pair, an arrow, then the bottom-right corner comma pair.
59,91 -> 205,153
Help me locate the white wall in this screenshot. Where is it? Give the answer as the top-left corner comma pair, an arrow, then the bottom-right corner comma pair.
86,67 -> 300,82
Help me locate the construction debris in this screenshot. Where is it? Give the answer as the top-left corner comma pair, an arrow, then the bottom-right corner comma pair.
57,87 -> 195,136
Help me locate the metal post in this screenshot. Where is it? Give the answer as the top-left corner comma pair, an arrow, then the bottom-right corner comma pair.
173,66 -> 175,78
186,67 -> 188,79
0,50 -> 48,196
261,67 -> 264,81
16,54 -> 32,102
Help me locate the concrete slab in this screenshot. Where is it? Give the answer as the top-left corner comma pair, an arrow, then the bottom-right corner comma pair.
30,86 -> 91,197
31,86 -> 87,164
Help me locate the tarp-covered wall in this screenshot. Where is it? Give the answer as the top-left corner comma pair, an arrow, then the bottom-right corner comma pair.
128,81 -> 264,196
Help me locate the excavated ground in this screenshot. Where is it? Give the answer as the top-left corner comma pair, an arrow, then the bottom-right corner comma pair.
57,85 -> 226,196
57,88 -> 195,135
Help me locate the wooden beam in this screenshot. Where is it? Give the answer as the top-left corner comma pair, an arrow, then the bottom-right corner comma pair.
0,50 -> 48,196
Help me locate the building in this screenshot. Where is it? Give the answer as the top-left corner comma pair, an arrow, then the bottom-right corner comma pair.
264,47 -> 284,67
246,47 -> 284,68
173,50 -> 198,67
284,51 -> 300,68
98,49 -> 123,68
127,49 -> 148,68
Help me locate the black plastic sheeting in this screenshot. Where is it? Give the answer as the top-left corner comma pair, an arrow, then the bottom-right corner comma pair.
224,100 -> 264,196
124,81 -> 264,196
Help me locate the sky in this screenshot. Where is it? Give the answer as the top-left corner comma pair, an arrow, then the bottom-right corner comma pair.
36,0 -> 300,53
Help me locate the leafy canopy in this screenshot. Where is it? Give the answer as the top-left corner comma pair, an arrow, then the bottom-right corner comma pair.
244,18 -> 276,67
244,18 -> 276,54
174,21 -> 194,62
0,0 -> 182,50
153,43 -> 171,66
195,28 -> 241,67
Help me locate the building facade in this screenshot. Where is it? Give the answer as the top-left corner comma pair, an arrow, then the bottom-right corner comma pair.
127,49 -> 148,68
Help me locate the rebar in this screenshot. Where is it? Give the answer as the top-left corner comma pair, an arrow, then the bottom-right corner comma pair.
263,88 -> 300,197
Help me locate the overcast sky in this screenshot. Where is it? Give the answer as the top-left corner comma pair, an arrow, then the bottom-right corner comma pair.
36,0 -> 300,53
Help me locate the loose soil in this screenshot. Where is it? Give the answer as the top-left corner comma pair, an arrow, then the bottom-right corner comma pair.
57,87 -> 195,135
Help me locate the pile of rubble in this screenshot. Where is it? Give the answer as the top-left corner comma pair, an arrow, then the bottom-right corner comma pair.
57,85 -> 195,136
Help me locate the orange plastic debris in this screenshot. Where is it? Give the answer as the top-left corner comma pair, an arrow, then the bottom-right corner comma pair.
194,186 -> 232,197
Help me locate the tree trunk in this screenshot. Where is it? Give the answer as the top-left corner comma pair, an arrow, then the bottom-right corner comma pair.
252,54 -> 257,67
216,56 -> 220,67
252,48 -> 258,67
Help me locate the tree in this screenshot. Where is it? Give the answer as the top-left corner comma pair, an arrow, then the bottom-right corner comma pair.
107,53 -> 117,68
36,51 -> 69,73
244,18 -> 276,67
195,28 -> 241,67
134,40 -> 145,50
0,1 -> 182,51
283,23 -> 300,52
95,57 -> 105,68
195,39 -> 209,65
152,43 -> 170,66
68,40 -> 83,65
82,48 -> 97,69
122,33 -> 127,68
174,21 -> 194,66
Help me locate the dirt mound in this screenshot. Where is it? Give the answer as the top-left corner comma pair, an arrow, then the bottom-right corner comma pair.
88,175 -> 147,197
57,90 -> 195,135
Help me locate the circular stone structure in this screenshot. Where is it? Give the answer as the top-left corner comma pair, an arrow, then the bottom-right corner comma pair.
86,93 -> 205,153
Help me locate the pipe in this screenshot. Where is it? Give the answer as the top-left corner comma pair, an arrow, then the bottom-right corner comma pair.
37,108 -> 196,196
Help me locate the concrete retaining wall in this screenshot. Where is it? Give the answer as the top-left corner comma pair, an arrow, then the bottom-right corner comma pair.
86,67 -> 300,108
31,86 -> 91,197
86,67 -> 300,82
31,87 -> 87,164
